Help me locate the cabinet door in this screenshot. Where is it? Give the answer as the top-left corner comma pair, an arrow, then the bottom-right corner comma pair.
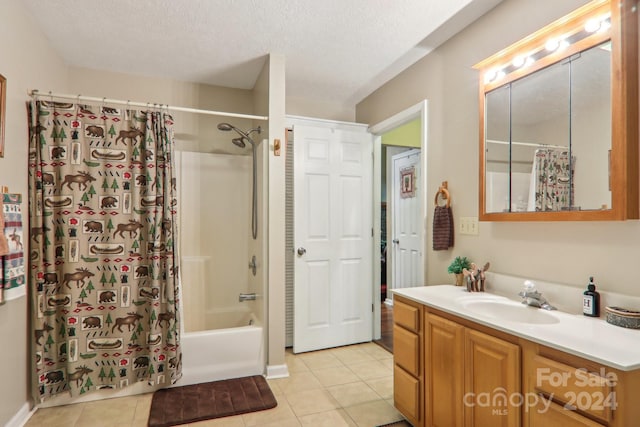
530,400 -> 605,427
425,313 -> 465,427
393,324 -> 420,376
465,329 -> 521,427
394,364 -> 421,424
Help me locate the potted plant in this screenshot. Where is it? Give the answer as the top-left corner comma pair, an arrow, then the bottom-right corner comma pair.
448,256 -> 471,286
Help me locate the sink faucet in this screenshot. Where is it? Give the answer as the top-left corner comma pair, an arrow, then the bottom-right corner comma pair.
519,280 -> 556,310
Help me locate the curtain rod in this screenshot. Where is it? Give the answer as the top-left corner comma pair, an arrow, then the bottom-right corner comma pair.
29,89 -> 268,121
486,139 -> 567,149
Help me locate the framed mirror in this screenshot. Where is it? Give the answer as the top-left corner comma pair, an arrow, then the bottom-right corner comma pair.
474,0 -> 638,221
0,74 -> 5,158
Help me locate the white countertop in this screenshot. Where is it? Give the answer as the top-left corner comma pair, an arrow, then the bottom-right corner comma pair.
393,285 -> 640,371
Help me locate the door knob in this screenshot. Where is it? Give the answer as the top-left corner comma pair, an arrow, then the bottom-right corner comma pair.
392,239 -> 399,244
297,247 -> 307,256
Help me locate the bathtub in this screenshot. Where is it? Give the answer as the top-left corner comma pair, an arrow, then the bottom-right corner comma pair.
176,308 -> 264,387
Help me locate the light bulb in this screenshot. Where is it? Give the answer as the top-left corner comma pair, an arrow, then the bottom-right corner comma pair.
545,39 -> 559,52
585,18 -> 601,33
512,56 -> 525,68
484,69 -> 497,84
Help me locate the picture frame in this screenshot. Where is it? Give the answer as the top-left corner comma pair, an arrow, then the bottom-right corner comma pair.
400,166 -> 415,198
0,74 -> 5,158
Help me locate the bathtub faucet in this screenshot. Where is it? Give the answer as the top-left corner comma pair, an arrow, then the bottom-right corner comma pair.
239,293 -> 257,302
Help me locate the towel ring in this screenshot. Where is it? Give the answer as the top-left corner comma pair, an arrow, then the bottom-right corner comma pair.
434,182 -> 451,208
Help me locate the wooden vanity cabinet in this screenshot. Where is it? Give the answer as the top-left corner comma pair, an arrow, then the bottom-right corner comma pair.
522,342 -> 640,427
424,312 -> 520,427
424,312 -> 464,427
393,297 -> 640,427
393,296 -> 424,427
464,328 -> 520,427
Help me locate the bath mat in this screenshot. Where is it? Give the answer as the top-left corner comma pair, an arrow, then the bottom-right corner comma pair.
148,375 -> 277,427
376,420 -> 413,427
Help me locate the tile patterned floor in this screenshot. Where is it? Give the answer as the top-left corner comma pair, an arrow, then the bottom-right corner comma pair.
25,342 -> 405,427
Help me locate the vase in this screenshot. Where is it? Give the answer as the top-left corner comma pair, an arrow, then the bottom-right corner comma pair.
454,273 -> 464,286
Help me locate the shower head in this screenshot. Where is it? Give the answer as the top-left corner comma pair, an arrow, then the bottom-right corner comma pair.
217,123 -> 234,132
232,137 -> 246,148
217,122 -> 262,148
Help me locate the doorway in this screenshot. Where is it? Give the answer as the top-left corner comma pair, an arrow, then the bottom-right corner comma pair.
287,117 -> 374,354
370,101 -> 428,352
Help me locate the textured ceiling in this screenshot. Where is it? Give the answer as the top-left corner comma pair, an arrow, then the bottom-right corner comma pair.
23,0 -> 502,112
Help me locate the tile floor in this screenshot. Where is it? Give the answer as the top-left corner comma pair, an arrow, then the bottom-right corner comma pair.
25,342 -> 406,427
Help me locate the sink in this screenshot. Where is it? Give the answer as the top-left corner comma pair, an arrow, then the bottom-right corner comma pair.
461,300 -> 560,325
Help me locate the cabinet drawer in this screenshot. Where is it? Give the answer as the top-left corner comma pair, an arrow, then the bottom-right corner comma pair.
530,355 -> 614,423
394,365 -> 421,423
529,400 -> 605,427
393,324 -> 419,376
394,299 -> 420,332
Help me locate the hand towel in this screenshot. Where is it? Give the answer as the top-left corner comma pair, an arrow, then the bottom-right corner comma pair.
433,205 -> 454,250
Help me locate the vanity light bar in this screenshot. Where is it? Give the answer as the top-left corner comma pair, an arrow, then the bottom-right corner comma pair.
476,0 -> 612,90
484,14 -> 611,85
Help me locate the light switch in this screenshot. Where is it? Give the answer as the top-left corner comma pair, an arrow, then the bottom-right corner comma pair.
459,217 -> 479,235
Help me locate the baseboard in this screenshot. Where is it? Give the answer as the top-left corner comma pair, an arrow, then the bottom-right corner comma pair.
5,403 -> 34,427
266,364 -> 289,379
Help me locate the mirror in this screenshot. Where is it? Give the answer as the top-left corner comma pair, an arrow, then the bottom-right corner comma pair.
475,0 -> 638,221
485,43 -> 611,213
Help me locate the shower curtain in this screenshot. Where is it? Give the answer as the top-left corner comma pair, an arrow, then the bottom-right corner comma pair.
531,148 -> 575,211
28,100 -> 181,402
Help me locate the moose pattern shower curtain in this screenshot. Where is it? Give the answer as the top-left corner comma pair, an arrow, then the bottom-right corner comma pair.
28,100 -> 181,402
532,148 -> 575,211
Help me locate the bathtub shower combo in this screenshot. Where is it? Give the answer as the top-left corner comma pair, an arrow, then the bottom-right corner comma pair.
177,123 -> 266,387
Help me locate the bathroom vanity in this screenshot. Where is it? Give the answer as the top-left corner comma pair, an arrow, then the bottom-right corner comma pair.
392,286 -> 640,427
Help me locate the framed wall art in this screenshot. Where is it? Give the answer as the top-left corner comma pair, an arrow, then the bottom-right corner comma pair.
400,166 -> 415,198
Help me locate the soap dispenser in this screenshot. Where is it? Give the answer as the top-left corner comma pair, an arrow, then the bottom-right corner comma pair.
583,277 -> 600,317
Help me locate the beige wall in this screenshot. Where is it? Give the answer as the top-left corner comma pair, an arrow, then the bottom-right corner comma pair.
287,95 -> 355,122
67,67 -> 256,155
356,0 -> 640,297
0,1 -> 70,424
264,54 -> 288,371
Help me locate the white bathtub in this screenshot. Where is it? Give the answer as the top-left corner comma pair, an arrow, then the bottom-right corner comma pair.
176,309 -> 264,387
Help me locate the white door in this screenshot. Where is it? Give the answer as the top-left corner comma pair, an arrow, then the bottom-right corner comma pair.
390,149 -> 423,297
293,122 -> 373,353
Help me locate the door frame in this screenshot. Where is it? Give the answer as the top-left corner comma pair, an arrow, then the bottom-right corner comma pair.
287,115 -> 374,353
368,100 -> 428,340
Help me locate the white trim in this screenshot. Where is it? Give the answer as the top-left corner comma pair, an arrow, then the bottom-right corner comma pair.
285,115 -> 369,129
369,99 -> 429,300
368,101 -> 427,135
266,364 -> 290,379
5,403 -> 33,427
29,89 -> 268,121
372,135 -> 382,341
